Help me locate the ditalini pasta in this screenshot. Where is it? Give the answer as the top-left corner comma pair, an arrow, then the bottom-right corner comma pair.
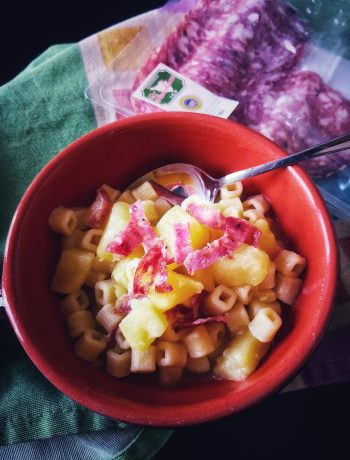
49,178 -> 306,384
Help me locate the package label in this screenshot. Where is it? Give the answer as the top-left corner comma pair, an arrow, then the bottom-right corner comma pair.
133,63 -> 239,118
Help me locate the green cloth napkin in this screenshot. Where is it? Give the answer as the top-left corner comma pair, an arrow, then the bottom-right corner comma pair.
0,44 -> 95,260
0,43 -> 172,455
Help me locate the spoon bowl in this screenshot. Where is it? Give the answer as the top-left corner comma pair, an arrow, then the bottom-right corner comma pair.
130,132 -> 350,202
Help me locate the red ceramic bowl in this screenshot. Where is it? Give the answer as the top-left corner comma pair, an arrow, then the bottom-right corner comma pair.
2,113 -> 338,426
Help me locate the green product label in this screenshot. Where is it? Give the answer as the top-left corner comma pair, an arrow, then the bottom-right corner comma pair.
142,70 -> 185,105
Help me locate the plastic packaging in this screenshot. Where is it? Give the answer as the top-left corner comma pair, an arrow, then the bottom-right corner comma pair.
86,0 -> 350,220
86,1 -> 192,119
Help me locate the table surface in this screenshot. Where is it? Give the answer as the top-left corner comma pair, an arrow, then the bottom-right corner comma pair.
2,2 -> 349,458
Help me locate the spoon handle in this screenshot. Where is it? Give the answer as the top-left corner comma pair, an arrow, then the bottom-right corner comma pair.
219,132 -> 350,186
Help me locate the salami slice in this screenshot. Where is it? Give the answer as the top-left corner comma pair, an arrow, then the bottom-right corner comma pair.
238,70 -> 350,177
106,200 -> 158,256
87,186 -> 113,229
172,222 -> 193,263
133,241 -> 172,296
184,236 -> 241,274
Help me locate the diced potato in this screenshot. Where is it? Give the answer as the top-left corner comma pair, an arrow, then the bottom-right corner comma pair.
129,246 -> 145,258
96,202 -> 130,261
51,248 -> 94,294
154,172 -> 194,188
212,244 -> 270,287
254,219 -> 277,257
112,257 -> 141,292
115,283 -> 128,298
119,298 -> 168,351
141,200 -> 159,223
192,267 -> 216,292
148,271 -> 204,312
167,262 -> 179,271
156,205 -> 210,254
209,228 -> 224,242
214,328 -> 270,381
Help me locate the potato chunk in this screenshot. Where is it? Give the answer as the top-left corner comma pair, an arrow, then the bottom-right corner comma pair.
119,298 -> 167,351
112,256 -> 141,292
96,202 -> 130,261
212,244 -> 270,287
148,271 -> 204,312
214,329 -> 269,381
156,205 -> 210,255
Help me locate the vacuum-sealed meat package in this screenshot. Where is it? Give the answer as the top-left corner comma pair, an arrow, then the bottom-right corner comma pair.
132,0 -> 308,107
85,0 -> 350,219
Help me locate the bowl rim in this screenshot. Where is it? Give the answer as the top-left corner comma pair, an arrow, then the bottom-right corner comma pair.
2,112 -> 339,426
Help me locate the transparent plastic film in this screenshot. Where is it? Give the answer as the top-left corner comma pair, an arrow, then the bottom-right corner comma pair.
86,1 -> 193,119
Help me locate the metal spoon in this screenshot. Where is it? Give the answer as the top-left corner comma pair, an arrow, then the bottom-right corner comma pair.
131,132 -> 350,202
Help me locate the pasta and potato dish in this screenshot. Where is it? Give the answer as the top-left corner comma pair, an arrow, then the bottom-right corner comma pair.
49,177 -> 305,386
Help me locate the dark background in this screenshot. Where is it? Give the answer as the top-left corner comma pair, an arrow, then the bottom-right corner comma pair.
2,1 -> 349,458
0,1 -> 166,86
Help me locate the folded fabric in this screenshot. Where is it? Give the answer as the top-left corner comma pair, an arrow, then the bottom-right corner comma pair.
0,43 -> 172,455
0,426 -> 172,460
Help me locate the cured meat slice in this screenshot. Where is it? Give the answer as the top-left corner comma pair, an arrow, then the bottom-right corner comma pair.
173,315 -> 226,331
183,199 -> 260,244
132,0 -> 307,112
114,294 -> 132,314
165,301 -> 200,325
172,222 -> 192,263
238,70 -> 350,177
182,200 -> 261,273
184,235 -> 241,274
166,295 -> 226,330
133,241 -> 172,295
185,201 -> 226,230
88,186 -> 113,229
106,201 -> 158,256
226,216 -> 261,247
150,181 -> 186,205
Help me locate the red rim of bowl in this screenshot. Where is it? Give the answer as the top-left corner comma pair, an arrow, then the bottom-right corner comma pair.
2,113 -> 339,426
